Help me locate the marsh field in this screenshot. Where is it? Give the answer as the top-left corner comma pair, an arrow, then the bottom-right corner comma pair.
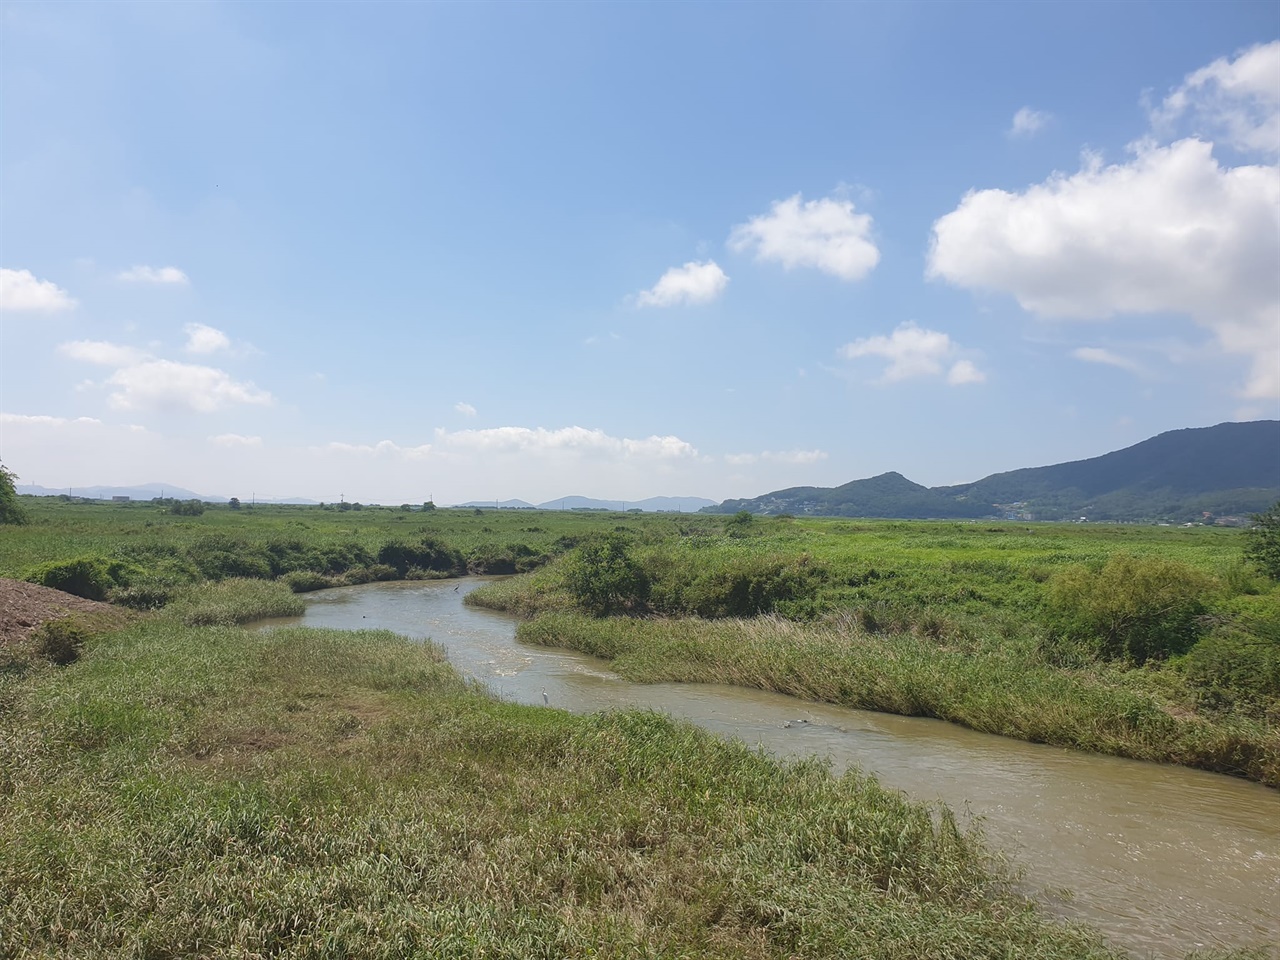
2,497 -> 1277,958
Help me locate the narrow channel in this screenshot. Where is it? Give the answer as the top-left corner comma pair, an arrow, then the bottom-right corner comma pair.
260,578 -> 1280,958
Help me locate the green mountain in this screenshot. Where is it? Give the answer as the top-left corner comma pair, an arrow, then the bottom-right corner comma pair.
709,421 -> 1280,522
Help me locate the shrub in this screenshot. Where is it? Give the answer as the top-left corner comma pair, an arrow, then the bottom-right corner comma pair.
188,535 -> 273,580
377,536 -> 465,577
1045,554 -> 1217,663
26,556 -> 138,601
563,534 -> 650,615
1181,624 -> 1280,715
1244,501 -> 1280,580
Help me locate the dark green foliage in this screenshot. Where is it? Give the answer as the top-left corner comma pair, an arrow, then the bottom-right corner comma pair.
168,499 -> 206,516
0,462 -> 27,525
649,552 -> 825,619
1045,555 -> 1216,663
32,617 -> 88,665
1181,622 -> 1280,715
376,536 -> 465,577
1244,501 -> 1280,580
26,556 -> 138,601
228,497 -> 241,510
563,534 -> 650,615
281,570 -> 333,593
188,535 -> 274,580
466,541 -> 544,574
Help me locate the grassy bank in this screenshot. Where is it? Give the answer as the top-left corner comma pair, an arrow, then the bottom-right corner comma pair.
0,613 -> 1128,958
515,611 -> 1280,786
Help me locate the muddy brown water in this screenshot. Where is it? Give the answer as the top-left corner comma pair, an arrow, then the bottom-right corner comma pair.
260,579 -> 1280,957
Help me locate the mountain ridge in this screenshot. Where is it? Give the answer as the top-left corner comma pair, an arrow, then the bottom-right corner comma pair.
708,421 -> 1280,522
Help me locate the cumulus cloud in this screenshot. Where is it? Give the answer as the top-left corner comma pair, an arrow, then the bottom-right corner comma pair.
0,268 -> 76,312
1010,106 -> 1051,137
106,360 -> 272,413
118,265 -> 189,285
928,137 -> 1279,397
1071,347 -> 1144,374
1151,40 -> 1280,156
184,323 -> 231,354
636,261 -> 729,308
210,433 -> 263,447
839,322 -> 984,386
454,401 -> 478,416
59,340 -> 147,366
728,194 -> 879,280
725,449 -> 828,466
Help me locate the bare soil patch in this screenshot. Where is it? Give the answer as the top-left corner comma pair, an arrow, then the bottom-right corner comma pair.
0,578 -> 127,646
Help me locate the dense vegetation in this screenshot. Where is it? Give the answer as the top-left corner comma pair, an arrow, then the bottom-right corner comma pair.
712,420 -> 1280,522
2,495 -> 1279,954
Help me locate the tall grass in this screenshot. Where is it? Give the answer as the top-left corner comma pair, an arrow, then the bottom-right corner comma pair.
0,617 -> 1127,958
517,612 -> 1280,786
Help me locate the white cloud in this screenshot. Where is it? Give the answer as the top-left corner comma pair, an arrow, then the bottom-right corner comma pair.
1010,106 -> 1051,137
0,412 -> 103,427
106,360 -> 272,413
728,194 -> 879,280
210,433 -> 263,448
1071,347 -> 1144,374
636,260 -> 729,308
946,360 -> 987,385
1151,41 -> 1280,156
0,268 -> 76,312
118,265 -> 189,285
725,449 -> 828,466
928,137 -> 1279,398
59,340 -> 147,366
839,322 -> 984,386
184,323 -> 231,354
434,425 -> 698,460
455,401 -> 478,416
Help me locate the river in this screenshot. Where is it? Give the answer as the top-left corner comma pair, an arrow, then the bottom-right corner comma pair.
260,578 -> 1280,958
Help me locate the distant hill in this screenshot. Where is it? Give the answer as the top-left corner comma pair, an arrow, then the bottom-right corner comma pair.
709,421 -> 1280,522
17,482 -> 221,502
454,499 -> 538,510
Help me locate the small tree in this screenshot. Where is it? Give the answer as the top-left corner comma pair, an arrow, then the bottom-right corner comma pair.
228,497 -> 242,510
0,462 -> 28,524
1244,501 -> 1280,580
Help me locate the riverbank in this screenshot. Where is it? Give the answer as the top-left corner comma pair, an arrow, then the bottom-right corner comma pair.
501,609 -> 1280,787
0,611 -> 1129,958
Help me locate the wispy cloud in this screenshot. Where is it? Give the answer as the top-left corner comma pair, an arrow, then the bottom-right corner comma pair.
118,265 -> 189,285
454,401 -> 478,416
59,340 -> 147,366
725,449 -> 827,466
106,360 -> 272,413
0,268 -> 76,312
729,194 -> 879,281
1071,346 -> 1144,374
210,433 -> 263,447
1009,106 -> 1051,137
636,260 -> 729,308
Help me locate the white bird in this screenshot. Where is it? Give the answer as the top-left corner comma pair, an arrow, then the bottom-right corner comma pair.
542,689 -> 549,707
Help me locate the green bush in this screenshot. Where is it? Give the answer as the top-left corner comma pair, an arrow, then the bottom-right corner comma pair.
377,536 -> 464,577
188,535 -> 273,580
563,534 -> 650,615
1181,624 -> 1280,715
1045,554 -> 1216,663
26,556 -> 138,601
1244,501 -> 1280,580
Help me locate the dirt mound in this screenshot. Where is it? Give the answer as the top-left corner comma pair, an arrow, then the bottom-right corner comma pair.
0,578 -> 125,645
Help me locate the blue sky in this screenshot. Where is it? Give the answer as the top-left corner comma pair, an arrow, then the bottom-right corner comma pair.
2,1 -> 1277,505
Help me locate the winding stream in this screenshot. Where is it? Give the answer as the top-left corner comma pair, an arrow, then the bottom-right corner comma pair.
261,579 -> 1280,958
